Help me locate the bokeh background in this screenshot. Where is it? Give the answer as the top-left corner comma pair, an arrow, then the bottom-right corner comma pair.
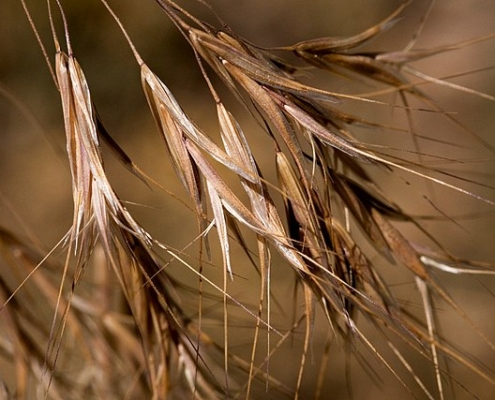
1,0 -> 495,398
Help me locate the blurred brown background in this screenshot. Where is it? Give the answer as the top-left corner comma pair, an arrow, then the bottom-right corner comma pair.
1,0 -> 495,398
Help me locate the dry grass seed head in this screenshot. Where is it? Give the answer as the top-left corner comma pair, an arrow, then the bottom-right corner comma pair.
4,0 -> 495,398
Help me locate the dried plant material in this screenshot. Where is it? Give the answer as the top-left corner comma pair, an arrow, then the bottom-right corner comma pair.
2,0 -> 495,399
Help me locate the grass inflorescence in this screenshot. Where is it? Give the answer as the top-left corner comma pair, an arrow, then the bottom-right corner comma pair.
1,0 -> 495,399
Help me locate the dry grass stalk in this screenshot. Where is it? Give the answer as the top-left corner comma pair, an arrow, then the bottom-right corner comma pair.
1,0 -> 495,398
